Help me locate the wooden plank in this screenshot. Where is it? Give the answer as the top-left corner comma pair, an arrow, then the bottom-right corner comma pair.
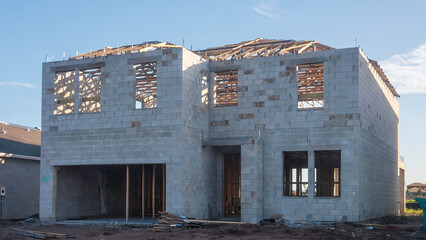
298,93 -> 324,100
162,164 -> 166,211
152,164 -> 156,218
189,220 -> 247,225
56,98 -> 75,104
142,165 -> 145,220
126,165 -> 129,222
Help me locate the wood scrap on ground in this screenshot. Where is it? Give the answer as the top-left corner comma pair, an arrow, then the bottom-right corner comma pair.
12,228 -> 67,239
151,211 -> 201,231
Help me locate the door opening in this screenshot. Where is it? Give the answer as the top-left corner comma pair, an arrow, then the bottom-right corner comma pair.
223,153 -> 241,217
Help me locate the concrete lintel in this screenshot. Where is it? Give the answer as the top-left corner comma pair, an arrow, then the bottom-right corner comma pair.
128,56 -> 161,65
50,158 -> 171,166
203,137 -> 252,147
51,62 -> 105,72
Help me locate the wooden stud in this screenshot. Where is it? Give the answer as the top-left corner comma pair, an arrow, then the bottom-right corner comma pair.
152,165 -> 156,218
162,165 -> 166,211
126,165 -> 129,222
142,165 -> 145,220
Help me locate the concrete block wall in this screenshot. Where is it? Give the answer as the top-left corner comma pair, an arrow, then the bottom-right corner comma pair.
41,48 -> 196,220
0,159 -> 40,219
41,45 -> 399,224
207,48 -> 364,222
357,50 -> 399,220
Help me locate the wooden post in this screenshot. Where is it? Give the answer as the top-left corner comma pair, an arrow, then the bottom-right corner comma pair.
126,165 -> 129,222
162,165 -> 165,211
152,165 -> 156,218
142,165 -> 145,220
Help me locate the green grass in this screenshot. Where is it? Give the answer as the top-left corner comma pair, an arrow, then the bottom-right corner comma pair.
406,199 -> 418,203
404,208 -> 423,215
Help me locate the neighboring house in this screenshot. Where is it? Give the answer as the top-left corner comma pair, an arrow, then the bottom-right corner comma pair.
406,182 -> 426,200
41,38 -> 400,223
0,122 -> 40,219
407,182 -> 426,191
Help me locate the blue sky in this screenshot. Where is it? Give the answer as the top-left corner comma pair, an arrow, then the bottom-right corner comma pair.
0,0 -> 425,184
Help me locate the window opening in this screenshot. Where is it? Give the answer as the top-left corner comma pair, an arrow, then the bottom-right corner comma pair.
297,63 -> 324,109
214,70 -> 238,106
314,150 -> 341,197
134,62 -> 157,109
54,71 -> 75,115
79,68 -> 101,113
283,151 -> 308,196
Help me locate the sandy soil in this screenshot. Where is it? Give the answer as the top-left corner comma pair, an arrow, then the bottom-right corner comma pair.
0,215 -> 424,240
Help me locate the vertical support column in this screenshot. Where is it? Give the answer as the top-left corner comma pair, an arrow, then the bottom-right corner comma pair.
142,165 -> 145,220
241,140 -> 263,224
39,163 -> 58,223
162,165 -> 165,211
308,150 -> 315,202
152,165 -> 156,218
126,165 -> 129,222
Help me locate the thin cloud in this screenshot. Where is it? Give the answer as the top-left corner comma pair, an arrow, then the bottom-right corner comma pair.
251,0 -> 285,21
0,81 -> 38,89
380,42 -> 426,94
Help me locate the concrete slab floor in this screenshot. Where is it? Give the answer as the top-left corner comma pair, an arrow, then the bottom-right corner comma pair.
57,217 -> 157,227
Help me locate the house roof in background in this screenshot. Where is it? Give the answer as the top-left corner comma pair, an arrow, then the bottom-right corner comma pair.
0,122 -> 40,157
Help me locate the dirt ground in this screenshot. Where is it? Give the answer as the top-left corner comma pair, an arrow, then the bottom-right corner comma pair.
0,215 -> 424,240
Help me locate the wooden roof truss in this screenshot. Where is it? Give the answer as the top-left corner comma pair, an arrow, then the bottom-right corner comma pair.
70,41 -> 181,60
134,62 -> 157,108
79,68 -> 102,113
198,38 -> 333,61
54,71 -> 75,115
214,70 -> 238,106
297,63 -> 324,109
368,59 -> 399,97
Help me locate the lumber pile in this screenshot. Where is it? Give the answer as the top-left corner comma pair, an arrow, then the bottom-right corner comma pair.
152,211 -> 201,231
12,228 -> 67,239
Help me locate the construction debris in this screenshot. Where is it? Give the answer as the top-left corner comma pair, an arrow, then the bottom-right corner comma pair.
352,223 -> 424,231
12,228 -> 67,239
151,211 -> 201,231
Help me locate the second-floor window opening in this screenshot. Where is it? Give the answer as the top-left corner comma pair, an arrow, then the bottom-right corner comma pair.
214,70 -> 238,107
297,63 -> 324,109
134,62 -> 157,109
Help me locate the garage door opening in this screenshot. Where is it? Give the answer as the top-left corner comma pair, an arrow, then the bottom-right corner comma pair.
56,164 -> 165,222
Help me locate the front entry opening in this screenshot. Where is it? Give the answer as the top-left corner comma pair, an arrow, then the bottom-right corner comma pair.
56,164 -> 165,221
223,153 -> 241,217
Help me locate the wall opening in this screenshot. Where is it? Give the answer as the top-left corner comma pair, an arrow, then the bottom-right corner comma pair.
56,164 -> 165,221
134,62 -> 157,109
54,71 -> 75,115
297,63 -> 324,109
314,150 -> 341,197
223,152 -> 241,217
214,70 -> 238,107
79,68 -> 101,113
283,151 -> 308,196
